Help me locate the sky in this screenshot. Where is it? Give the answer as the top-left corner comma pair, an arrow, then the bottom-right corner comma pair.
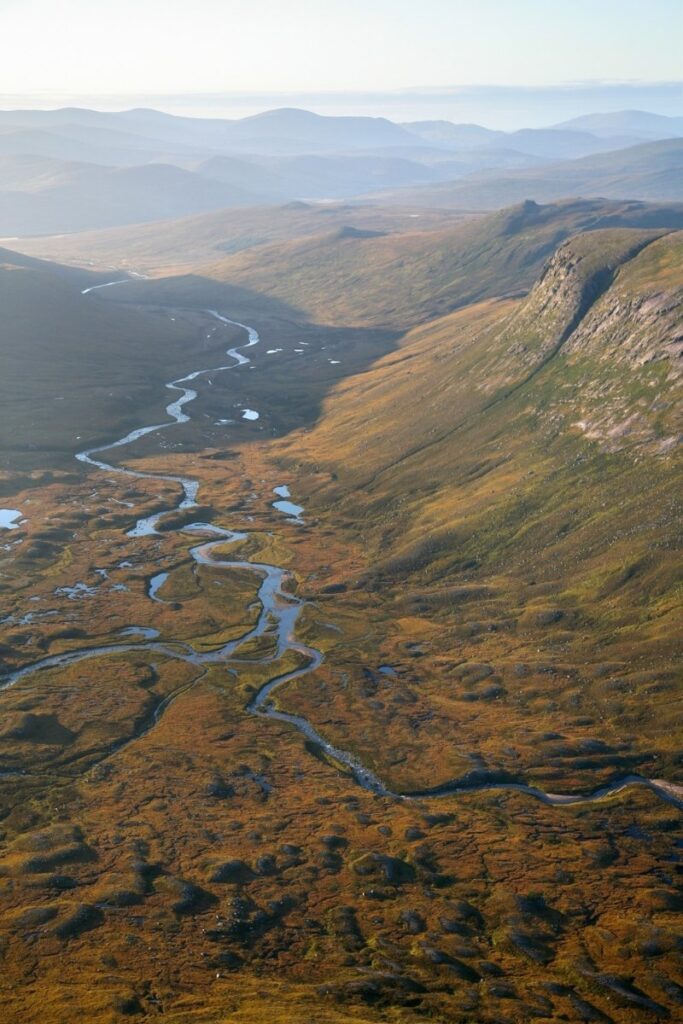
0,0 -> 681,125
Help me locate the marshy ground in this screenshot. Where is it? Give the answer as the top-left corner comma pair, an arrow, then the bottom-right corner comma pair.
0,199 -> 681,1022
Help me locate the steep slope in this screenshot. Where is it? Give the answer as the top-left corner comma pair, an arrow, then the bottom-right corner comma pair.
270,229 -> 682,791
278,229 -> 678,485
374,138 -> 683,209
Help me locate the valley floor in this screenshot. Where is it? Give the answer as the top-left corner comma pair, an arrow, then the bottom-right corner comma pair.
0,207 -> 681,1023
1,439 -> 681,1024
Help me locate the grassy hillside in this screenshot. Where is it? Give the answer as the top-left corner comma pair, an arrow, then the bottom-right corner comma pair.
104,198 -> 683,330
9,201 -> 469,270
272,229 -> 683,790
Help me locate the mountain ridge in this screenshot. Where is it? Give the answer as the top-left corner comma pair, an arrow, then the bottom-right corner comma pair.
0,105 -> 681,235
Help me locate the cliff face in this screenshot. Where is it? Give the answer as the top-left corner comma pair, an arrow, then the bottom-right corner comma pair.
477,228 -> 666,391
271,220 -> 683,821
565,232 -> 683,376
457,227 -> 681,456
283,228 -> 682,500
281,226 -> 683,598
549,231 -> 683,453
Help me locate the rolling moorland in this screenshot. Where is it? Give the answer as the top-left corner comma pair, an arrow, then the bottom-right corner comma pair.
0,164 -> 682,1021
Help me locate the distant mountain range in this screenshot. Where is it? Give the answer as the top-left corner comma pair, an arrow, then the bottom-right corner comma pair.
0,106 -> 681,234
372,138 -> 683,210
401,122 -> 643,157
552,109 -> 683,139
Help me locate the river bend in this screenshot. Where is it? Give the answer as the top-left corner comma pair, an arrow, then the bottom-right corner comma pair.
1,279 -> 681,813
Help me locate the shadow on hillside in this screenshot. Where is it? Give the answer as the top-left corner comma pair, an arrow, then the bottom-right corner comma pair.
105,271 -> 311,321
94,271 -> 402,444
0,244 -> 97,285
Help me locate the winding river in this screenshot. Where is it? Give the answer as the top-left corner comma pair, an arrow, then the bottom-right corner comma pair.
1,279 -> 681,813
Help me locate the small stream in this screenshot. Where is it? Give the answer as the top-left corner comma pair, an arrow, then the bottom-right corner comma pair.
1,278 -> 681,812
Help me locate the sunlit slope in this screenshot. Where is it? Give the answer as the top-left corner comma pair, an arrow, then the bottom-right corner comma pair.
276,229 -> 683,776
0,248 -> 239,471
91,198 -> 683,329
280,228 -> 671,477
283,226 -> 682,565
8,201 -> 468,269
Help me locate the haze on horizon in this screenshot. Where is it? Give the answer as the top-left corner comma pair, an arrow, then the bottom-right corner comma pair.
0,0 -> 681,128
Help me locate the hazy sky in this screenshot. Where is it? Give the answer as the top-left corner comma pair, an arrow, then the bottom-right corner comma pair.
1,0 -> 681,97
